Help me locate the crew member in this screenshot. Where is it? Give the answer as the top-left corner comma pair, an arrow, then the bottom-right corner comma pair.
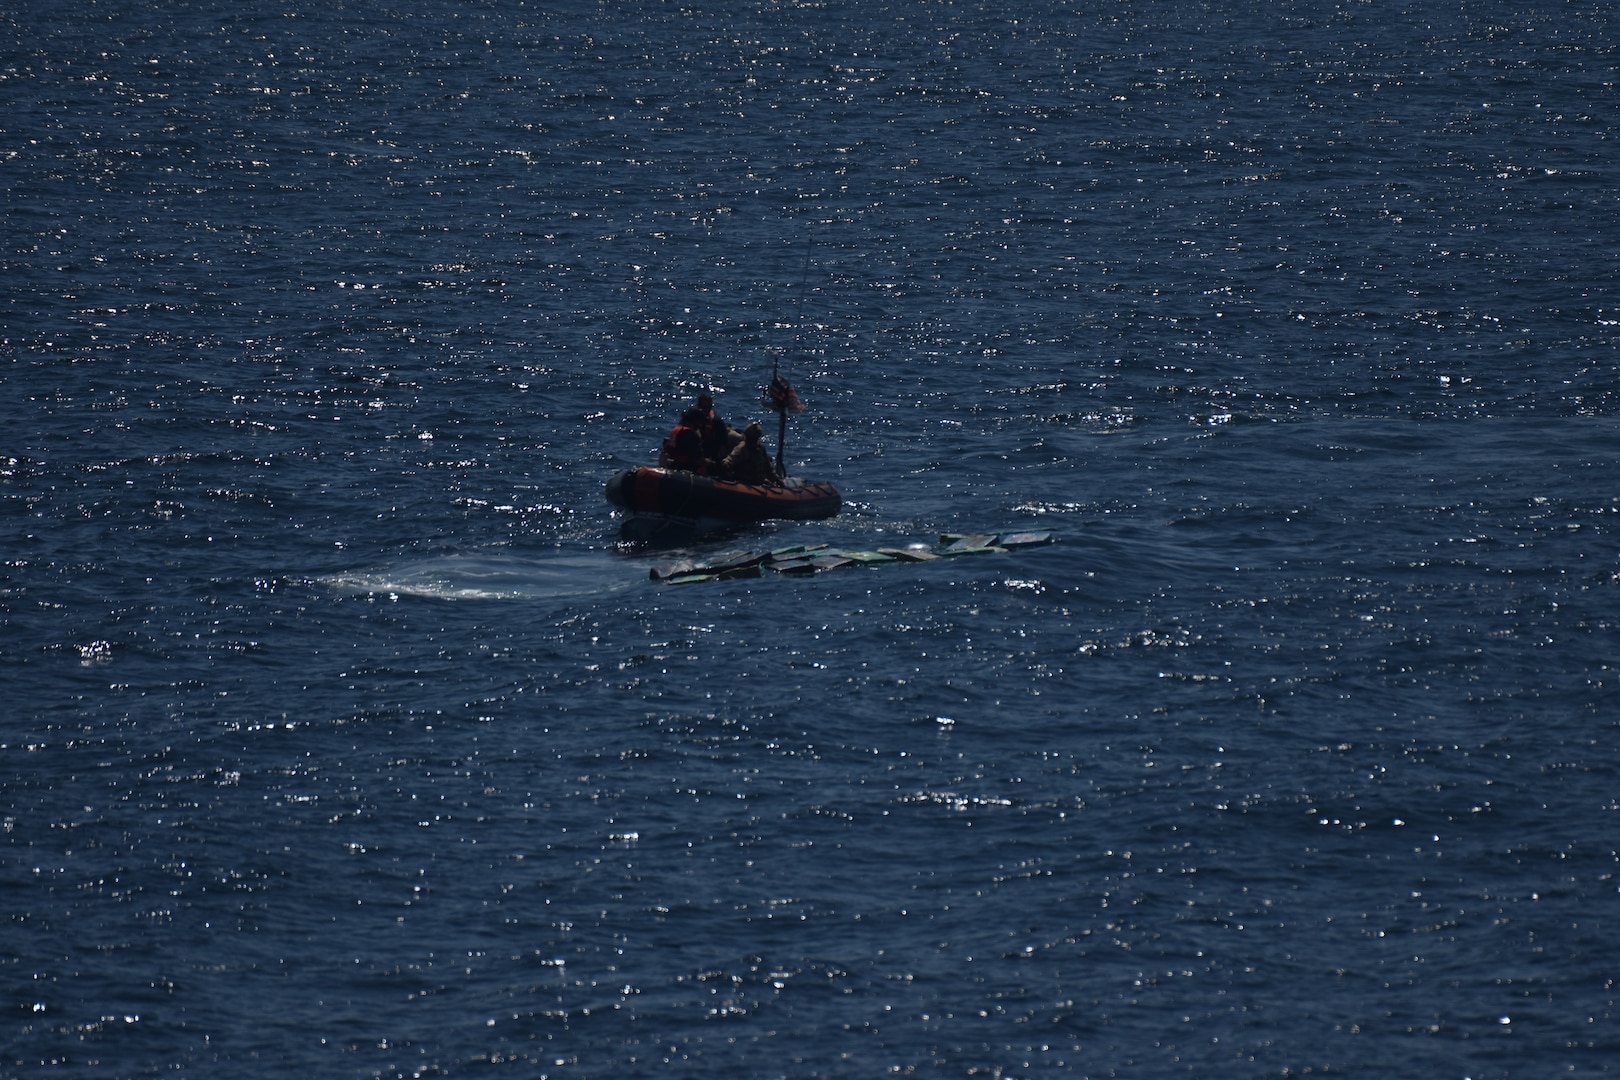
694,392 -> 740,461
659,407 -> 712,473
721,421 -> 780,485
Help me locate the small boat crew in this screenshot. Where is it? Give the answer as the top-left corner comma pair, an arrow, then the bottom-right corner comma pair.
606,378 -> 840,538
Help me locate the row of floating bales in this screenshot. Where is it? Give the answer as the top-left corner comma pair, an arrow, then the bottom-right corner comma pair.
649,531 -> 1055,584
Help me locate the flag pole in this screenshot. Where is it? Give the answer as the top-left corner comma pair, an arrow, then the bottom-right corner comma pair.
777,398 -> 788,478
764,362 -> 805,480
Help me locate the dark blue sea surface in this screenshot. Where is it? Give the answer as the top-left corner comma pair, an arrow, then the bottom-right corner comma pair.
5,1 -> 1620,1076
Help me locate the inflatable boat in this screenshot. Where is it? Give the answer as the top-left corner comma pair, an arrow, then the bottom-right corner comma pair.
605,466 -> 841,539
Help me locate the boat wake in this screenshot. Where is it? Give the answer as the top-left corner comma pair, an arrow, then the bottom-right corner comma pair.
320,551 -> 641,601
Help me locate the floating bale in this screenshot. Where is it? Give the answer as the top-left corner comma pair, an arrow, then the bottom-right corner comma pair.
652,548 -> 766,580
834,549 -> 898,564
938,536 -> 1004,555
877,547 -> 936,562
939,533 -> 998,550
998,531 -> 1054,548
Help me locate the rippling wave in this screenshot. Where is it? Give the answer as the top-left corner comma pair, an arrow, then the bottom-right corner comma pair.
5,0 -> 1619,1076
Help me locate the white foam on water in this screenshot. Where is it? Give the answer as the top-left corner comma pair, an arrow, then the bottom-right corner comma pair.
321,552 -> 643,601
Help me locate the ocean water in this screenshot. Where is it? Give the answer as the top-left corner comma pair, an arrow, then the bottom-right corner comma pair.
5,1 -> 1620,1076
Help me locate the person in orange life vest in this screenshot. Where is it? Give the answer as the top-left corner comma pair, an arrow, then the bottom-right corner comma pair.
658,407 -> 713,474
721,421 -> 780,485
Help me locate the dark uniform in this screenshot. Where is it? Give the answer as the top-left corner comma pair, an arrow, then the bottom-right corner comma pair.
694,393 -> 739,461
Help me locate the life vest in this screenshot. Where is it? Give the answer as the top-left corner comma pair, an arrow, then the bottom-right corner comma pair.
659,424 -> 707,473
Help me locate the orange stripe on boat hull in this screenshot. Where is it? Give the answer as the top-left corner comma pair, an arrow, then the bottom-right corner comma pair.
605,467 -> 841,525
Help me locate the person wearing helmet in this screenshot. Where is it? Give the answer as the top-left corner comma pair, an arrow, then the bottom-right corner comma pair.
721,421 -> 781,485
